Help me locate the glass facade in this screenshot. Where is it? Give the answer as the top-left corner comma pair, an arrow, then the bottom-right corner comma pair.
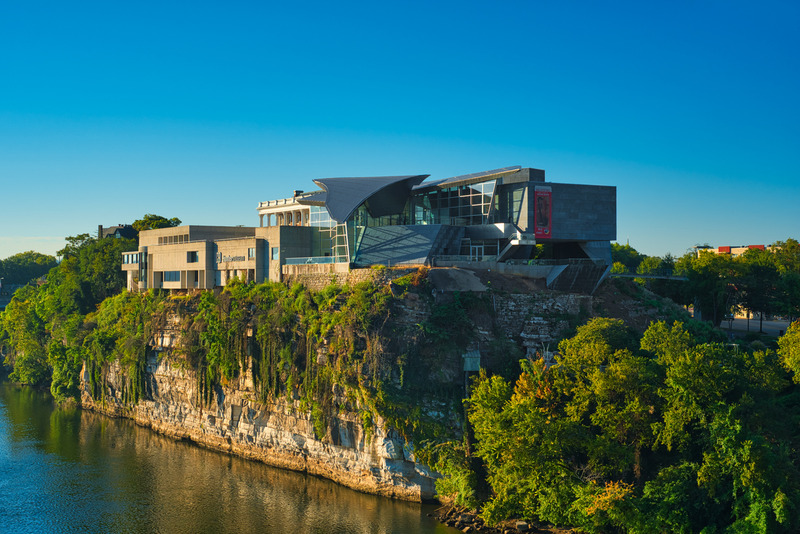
309,206 -> 349,262
412,180 -> 496,226
306,178 -> 513,264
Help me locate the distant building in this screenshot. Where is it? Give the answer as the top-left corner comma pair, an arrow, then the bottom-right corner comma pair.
99,224 -> 137,240
698,244 -> 772,258
123,166 -> 617,293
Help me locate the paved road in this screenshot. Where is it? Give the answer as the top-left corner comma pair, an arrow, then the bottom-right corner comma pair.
721,317 -> 792,338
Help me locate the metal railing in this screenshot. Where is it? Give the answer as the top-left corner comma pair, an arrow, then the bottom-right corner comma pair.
504,258 -> 606,266
284,256 -> 338,265
434,255 -> 499,262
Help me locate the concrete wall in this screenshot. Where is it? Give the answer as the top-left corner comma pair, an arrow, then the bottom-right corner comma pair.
256,225 -> 315,282
213,237 -> 264,285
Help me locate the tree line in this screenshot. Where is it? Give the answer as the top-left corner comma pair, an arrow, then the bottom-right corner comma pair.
0,251 -> 58,288
611,239 -> 800,329
431,318 -> 800,532
3,227 -> 800,532
0,215 -> 180,384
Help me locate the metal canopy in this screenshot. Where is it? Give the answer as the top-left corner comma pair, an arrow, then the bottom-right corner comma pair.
311,175 -> 428,223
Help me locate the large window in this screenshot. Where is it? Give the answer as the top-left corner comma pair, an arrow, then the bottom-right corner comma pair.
412,180 -> 496,226
163,271 -> 180,282
309,206 -> 344,261
122,253 -> 140,264
493,185 -> 525,225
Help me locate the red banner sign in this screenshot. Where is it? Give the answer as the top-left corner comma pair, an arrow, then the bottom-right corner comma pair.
534,187 -> 552,239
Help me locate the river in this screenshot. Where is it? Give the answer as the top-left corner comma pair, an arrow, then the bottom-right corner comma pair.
0,382 -> 456,534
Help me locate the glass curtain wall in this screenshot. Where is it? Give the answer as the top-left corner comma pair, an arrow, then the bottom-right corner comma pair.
309,179 -> 500,263
309,206 -> 350,263
412,180 -> 496,226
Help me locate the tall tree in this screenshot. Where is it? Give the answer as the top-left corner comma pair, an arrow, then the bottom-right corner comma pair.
739,248 -> 781,332
0,251 -> 58,285
611,243 -> 645,273
676,251 -> 741,326
772,238 -> 800,273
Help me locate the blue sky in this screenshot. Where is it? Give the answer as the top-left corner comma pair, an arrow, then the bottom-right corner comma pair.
1,0 -> 798,259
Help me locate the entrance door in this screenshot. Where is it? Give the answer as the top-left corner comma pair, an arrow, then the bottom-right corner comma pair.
470,245 -> 484,261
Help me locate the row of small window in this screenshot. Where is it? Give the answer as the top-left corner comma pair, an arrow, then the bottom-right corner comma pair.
185,248 -> 257,263
122,253 -> 140,264
158,234 -> 190,245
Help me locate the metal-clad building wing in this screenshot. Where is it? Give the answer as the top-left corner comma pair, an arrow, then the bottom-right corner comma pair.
312,175 -> 428,223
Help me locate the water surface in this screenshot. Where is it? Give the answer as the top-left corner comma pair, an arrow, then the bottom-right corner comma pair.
0,382 -> 455,534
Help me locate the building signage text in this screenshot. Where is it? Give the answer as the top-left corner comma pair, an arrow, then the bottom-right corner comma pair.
216,253 -> 246,263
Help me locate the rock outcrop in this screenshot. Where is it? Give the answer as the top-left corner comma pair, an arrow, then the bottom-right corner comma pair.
80,350 -> 437,501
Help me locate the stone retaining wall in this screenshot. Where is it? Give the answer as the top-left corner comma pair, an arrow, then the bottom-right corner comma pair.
284,267 -> 418,292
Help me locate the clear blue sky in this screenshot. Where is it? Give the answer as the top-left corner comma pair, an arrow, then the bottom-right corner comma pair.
1,0 -> 798,260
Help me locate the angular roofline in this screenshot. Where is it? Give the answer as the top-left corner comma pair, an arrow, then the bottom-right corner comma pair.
310,175 -> 429,223
413,166 -> 522,193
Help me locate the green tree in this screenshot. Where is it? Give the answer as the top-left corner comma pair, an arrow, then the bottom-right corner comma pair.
676,251 -> 740,326
57,233 -> 95,258
777,271 -> 800,322
611,243 -> 645,273
778,320 -> 800,381
634,255 -> 663,287
132,214 -> 181,233
610,261 -> 628,274
740,248 -> 781,332
0,251 -> 58,286
772,238 -> 800,273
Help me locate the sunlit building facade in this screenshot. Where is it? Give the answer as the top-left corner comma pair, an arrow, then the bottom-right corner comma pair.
125,166 -> 616,292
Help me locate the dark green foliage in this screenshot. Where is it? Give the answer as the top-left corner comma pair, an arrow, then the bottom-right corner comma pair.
0,251 -> 58,285
611,243 -> 645,273
1,233 -> 139,400
614,238 -> 800,327
131,214 -> 181,234
462,320 -> 800,532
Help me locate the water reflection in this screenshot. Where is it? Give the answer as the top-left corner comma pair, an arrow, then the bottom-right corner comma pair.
0,383 -> 455,534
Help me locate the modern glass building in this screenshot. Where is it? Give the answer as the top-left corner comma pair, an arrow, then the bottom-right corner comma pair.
125,166 -> 617,295
258,166 -> 616,270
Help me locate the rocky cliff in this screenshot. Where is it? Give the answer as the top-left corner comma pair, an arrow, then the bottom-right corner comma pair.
80,348 -> 438,501
76,269 -> 689,502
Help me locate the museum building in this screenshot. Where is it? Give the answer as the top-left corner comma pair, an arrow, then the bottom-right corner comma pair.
122,166 -> 616,293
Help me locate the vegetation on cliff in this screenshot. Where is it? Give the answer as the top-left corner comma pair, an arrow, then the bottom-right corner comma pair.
0,250 -> 468,451
436,318 -> 800,533
0,234 -> 135,391
3,231 -> 800,532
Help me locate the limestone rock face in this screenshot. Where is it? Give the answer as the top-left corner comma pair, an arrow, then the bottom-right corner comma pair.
77,280 -> 604,504
80,352 -> 437,502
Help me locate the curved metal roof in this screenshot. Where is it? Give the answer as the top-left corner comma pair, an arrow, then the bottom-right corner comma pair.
413,166 -> 521,192
311,175 -> 428,223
